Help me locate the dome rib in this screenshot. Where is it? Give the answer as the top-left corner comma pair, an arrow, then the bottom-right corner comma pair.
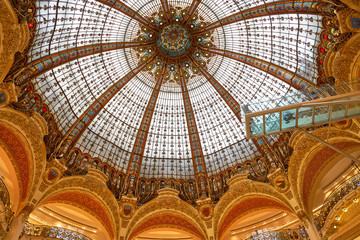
189,54 -> 243,124
198,46 -> 318,91
192,0 -> 320,35
95,0 -> 159,32
59,53 -> 157,156
14,41 -> 152,86
19,0 -> 325,200
182,0 -> 202,26
126,59 -> 169,191
160,0 -> 171,23
178,61 -> 208,193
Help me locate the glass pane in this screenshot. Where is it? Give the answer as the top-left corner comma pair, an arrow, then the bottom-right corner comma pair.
315,106 -> 330,124
265,112 -> 280,134
298,107 -> 314,127
331,104 -> 347,121
347,103 -> 360,117
249,116 -> 264,137
281,109 -> 297,130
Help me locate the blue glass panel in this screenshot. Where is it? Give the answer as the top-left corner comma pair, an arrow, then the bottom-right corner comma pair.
281,109 -> 297,130
331,104 -> 347,121
315,106 -> 330,124
265,112 -> 280,134
298,107 -> 314,127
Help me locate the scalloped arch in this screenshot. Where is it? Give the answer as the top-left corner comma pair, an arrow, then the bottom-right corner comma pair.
37,175 -> 120,239
217,196 -> 293,239
128,212 -> 206,240
288,126 -> 360,212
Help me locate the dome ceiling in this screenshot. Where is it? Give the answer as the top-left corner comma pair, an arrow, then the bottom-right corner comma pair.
28,0 -> 322,181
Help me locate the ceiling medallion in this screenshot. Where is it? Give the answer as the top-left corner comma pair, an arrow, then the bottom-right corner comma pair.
158,24 -> 191,57
131,6 -> 217,86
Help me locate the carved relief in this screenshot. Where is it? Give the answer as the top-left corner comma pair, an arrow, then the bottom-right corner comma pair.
0,108 -> 47,213
36,175 -> 120,239
127,188 -> 207,240
213,175 -> 295,239
0,0 -> 30,83
288,127 -> 360,214
119,193 -> 137,220
331,33 -> 360,88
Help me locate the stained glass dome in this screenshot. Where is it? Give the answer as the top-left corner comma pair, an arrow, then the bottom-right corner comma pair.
27,0 -> 322,188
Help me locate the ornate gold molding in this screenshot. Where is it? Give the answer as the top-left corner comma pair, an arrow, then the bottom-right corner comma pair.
127,188 -> 207,240
0,107 -> 47,213
340,0 -> 360,12
288,127 -> 360,214
330,33 -> 360,88
0,0 -> 30,83
37,175 -> 120,239
213,176 -> 295,239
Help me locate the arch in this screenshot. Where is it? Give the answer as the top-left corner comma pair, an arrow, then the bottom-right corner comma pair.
303,143 -> 360,210
29,202 -> 111,240
217,196 -> 293,240
37,175 -> 120,239
133,228 -> 200,240
321,188 -> 360,239
213,175 -> 295,239
288,127 -> 360,213
127,189 -> 207,240
0,108 -> 47,213
0,143 -> 20,213
128,212 -> 205,240
221,208 -> 300,240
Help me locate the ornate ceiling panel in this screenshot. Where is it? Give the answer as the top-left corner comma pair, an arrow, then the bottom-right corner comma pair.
28,0 -> 323,181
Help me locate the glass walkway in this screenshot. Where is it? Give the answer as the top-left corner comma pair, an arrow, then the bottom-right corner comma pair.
244,82 -> 360,138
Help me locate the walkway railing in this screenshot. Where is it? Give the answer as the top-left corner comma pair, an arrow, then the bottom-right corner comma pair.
0,177 -> 14,225
244,82 -> 360,138
245,227 -> 310,240
22,222 -> 92,240
315,173 -> 360,230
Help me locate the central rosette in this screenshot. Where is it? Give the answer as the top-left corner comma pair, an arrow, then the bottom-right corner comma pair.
157,24 -> 191,57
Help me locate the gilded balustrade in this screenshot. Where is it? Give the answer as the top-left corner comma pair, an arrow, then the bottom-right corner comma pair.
245,227 -> 309,240
22,222 -> 92,240
0,177 -> 14,226
315,173 -> 360,230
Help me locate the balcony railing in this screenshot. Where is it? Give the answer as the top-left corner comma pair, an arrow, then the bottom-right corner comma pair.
315,173 -> 360,230
244,82 -> 360,138
22,222 -> 92,240
0,177 -> 14,225
245,227 -> 310,240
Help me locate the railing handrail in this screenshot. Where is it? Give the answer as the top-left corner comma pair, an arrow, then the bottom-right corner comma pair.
323,172 -> 360,206
315,172 -> 360,229
245,227 -> 309,240
0,177 -> 14,224
243,81 -> 360,113
23,222 -> 92,240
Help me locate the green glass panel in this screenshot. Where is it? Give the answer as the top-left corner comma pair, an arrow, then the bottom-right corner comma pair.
331,104 -> 347,121
265,112 -> 280,134
347,103 -> 360,117
314,106 -> 330,124
281,109 -> 297,130
298,107 -> 314,127
249,116 -> 264,137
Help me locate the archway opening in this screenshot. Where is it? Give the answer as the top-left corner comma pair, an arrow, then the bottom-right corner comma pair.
221,209 -> 303,240
306,145 -> 360,238
26,203 -> 111,240
133,228 -> 201,240
0,143 -> 21,213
